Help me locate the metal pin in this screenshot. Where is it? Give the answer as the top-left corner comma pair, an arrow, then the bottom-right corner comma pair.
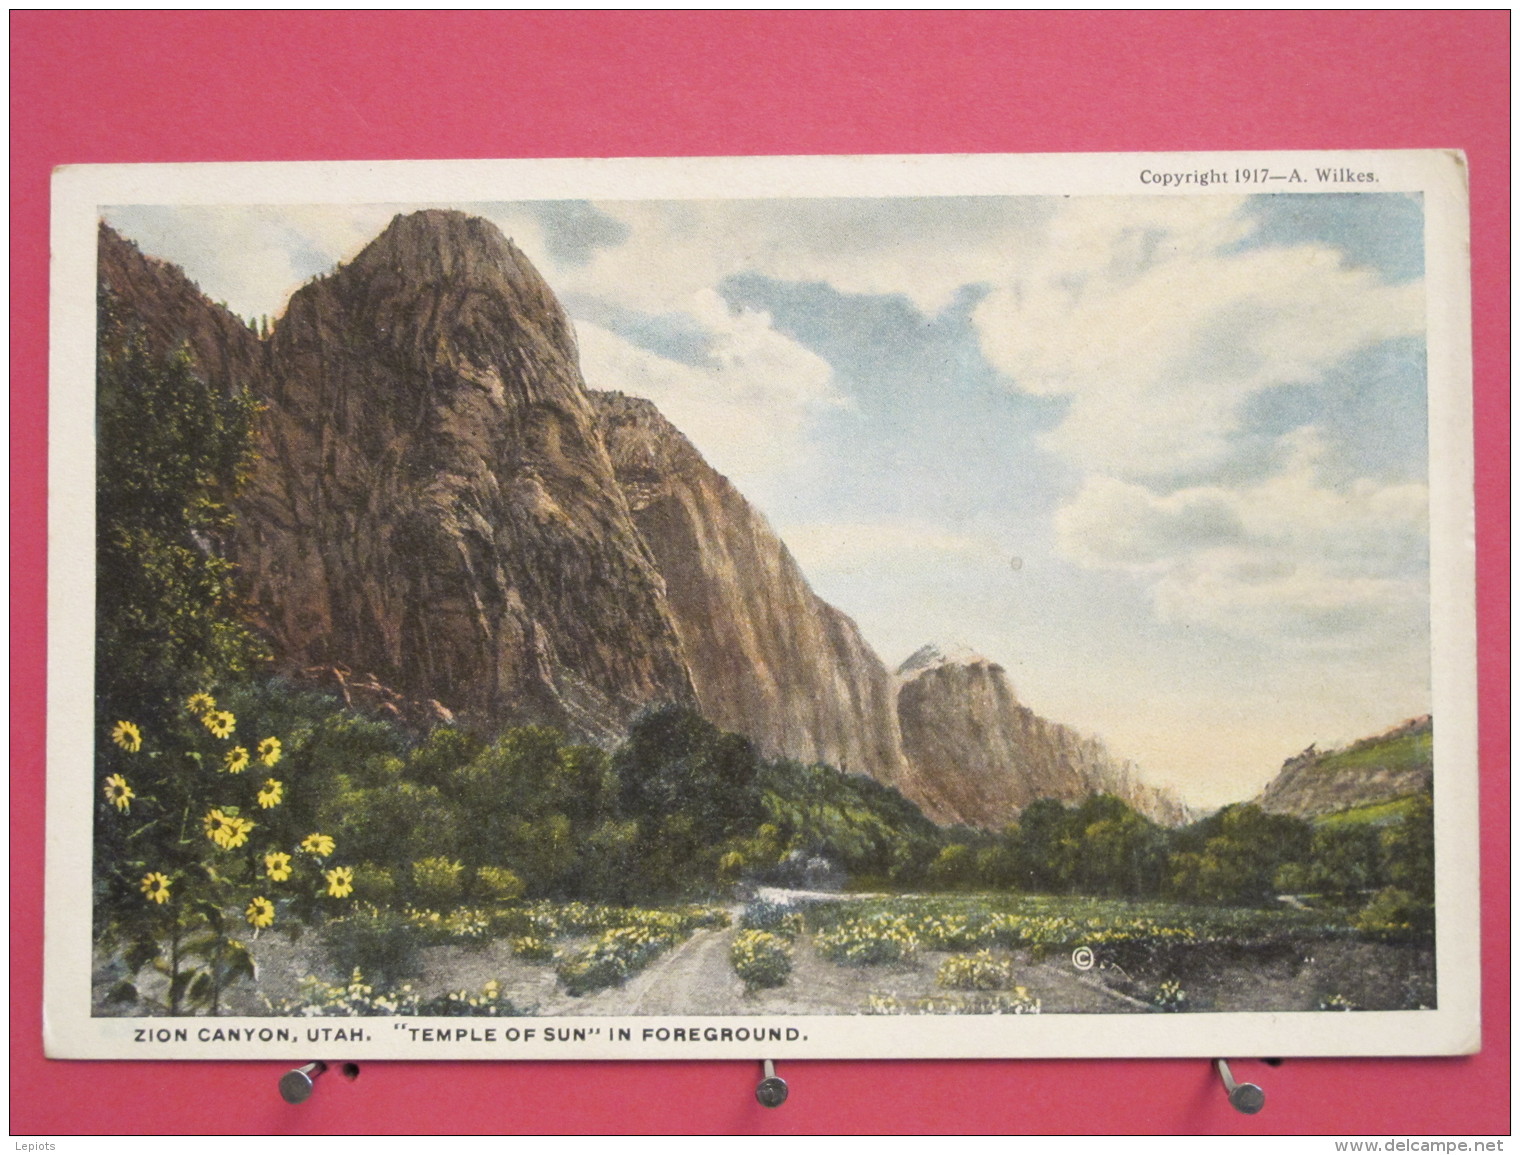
755,1059 -> 788,1108
1215,1059 -> 1265,1115
279,1061 -> 328,1105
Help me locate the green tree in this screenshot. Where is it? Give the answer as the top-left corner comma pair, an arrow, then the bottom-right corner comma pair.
927,843 -> 976,888
616,706 -> 765,849
1011,797 -> 1073,892
1076,809 -> 1169,897
1304,823 -> 1386,896
1168,804 -> 1312,905
95,288 -> 264,728
1380,792 -> 1435,902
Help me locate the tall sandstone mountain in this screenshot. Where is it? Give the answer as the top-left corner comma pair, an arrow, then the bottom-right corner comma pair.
896,645 -> 1190,828
592,392 -> 930,809
98,211 -> 1182,827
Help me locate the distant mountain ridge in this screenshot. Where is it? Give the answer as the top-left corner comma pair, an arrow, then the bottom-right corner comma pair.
1256,715 -> 1433,818
97,211 -> 1187,828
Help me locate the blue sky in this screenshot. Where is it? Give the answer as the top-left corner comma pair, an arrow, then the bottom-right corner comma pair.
103,192 -> 1431,808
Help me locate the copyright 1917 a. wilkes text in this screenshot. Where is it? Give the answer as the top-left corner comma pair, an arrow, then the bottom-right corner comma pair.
1140,165 -> 1379,188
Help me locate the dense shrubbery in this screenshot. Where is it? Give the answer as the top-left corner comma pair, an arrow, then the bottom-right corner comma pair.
813,914 -> 921,967
729,930 -> 793,991
556,926 -> 682,996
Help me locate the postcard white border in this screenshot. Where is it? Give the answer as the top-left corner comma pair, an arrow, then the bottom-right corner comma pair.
46,151 -> 1478,1060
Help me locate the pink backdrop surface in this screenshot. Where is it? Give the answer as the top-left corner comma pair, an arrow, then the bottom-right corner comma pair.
10,11 -> 1509,1136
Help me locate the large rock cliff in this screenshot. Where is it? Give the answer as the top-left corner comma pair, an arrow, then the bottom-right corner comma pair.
103,213 -> 696,740
593,392 -> 928,806
98,212 -> 1186,827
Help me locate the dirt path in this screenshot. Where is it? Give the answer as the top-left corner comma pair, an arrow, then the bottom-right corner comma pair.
555,913 -> 745,1016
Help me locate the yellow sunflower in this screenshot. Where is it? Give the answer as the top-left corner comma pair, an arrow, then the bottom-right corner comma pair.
257,736 -> 282,766
324,866 -> 355,898
203,808 -> 235,847
222,746 -> 250,774
202,710 -> 236,739
225,815 -> 255,849
139,872 -> 172,904
185,692 -> 217,717
264,851 -> 293,882
110,720 -> 142,753
256,778 -> 283,809
102,773 -> 134,812
301,832 -> 336,858
204,809 -> 254,850
245,896 -> 276,928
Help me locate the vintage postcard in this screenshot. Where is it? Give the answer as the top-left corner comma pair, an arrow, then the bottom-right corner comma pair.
46,151 -> 1478,1060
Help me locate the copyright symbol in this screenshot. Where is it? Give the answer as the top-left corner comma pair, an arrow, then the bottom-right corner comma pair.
1071,946 -> 1095,971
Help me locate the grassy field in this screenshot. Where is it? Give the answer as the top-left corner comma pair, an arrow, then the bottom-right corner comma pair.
750,892 -> 1435,1014
1316,793 -> 1427,828
96,890 -> 1434,1016
1310,729 -> 1432,780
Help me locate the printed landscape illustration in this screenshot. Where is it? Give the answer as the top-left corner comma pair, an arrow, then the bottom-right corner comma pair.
92,195 -> 1436,1020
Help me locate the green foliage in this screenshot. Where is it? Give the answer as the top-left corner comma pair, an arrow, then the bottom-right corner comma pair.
406,726 -> 485,790
352,864 -> 398,906
928,843 -> 977,888
1152,980 -> 1189,1012
617,707 -> 761,832
95,289 -> 265,727
813,914 -> 920,966
280,970 -> 518,1017
1299,823 -> 1387,896
94,687 -> 359,1015
757,757 -> 940,885
415,983 -> 520,1017
1070,807 -> 1170,897
740,900 -> 805,939
990,796 -> 1173,897
1308,727 -> 1432,781
729,930 -> 793,991
1168,804 -> 1313,905
1315,793 -> 1427,829
322,907 -> 425,987
1355,886 -> 1434,939
1380,793 -> 1434,902
806,892 -> 1343,959
556,924 -> 687,996
448,726 -> 615,895
475,866 -> 526,902
411,857 -> 465,908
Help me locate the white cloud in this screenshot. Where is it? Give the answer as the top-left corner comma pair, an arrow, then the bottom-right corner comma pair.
550,198 -> 1046,317
972,198 -> 1425,479
573,294 -> 844,484
1055,431 -> 1429,648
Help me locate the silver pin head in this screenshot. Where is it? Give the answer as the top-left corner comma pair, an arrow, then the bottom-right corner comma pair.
1215,1059 -> 1265,1115
279,1061 -> 326,1104
1228,1082 -> 1266,1114
756,1075 -> 789,1108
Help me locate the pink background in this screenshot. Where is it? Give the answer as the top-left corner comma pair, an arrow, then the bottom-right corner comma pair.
10,11 -> 1509,1136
